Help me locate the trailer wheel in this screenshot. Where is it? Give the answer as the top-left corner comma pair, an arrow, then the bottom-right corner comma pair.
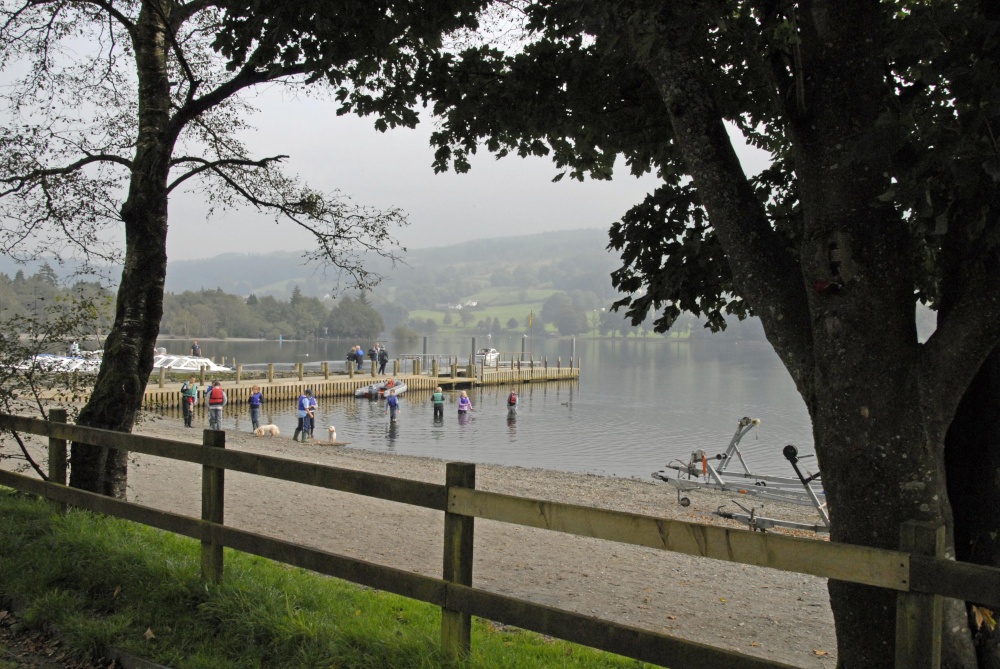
679,497 -> 691,507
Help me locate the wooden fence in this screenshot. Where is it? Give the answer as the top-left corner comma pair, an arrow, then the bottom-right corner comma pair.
0,411 -> 997,669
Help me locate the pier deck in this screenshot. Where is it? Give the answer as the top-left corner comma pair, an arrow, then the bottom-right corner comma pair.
140,360 -> 579,409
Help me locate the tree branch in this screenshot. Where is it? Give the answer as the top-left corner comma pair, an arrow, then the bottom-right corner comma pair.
166,155 -> 289,192
0,154 -> 132,197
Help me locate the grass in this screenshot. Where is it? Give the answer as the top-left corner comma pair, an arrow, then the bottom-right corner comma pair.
0,491 -> 651,669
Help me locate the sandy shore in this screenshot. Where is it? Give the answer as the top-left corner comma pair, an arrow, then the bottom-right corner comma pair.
114,415 -> 835,667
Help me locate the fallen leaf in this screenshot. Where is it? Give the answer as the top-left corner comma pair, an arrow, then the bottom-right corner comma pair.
973,606 -> 997,633
666,615 -> 677,620
812,650 -> 828,656
113,586 -> 121,598
144,628 -> 155,640
0,610 -> 7,620
750,641 -> 760,647
719,598 -> 727,603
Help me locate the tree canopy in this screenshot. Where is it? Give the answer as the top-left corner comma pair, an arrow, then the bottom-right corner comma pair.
0,0 -> 485,498
397,1 -> 1000,665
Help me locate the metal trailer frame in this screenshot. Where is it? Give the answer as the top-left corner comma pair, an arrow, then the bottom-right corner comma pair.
651,417 -> 830,531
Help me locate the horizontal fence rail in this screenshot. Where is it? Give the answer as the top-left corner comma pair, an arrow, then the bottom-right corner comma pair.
2,412 -> 999,669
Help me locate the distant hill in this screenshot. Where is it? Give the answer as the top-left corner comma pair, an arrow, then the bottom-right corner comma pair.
163,228 -> 618,299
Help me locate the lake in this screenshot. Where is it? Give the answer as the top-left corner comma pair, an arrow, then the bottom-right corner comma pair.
155,335 -> 815,480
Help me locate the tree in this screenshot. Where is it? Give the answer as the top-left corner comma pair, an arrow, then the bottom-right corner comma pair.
414,2 -> 1000,665
327,296 -> 383,340
553,306 -> 586,336
506,316 -> 519,330
0,1 -> 483,498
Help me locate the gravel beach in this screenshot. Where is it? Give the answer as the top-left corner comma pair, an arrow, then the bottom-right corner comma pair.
121,415 -> 837,668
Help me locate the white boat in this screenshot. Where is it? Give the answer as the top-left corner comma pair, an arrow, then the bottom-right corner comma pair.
475,348 -> 499,365
354,379 -> 407,399
153,355 -> 231,372
19,352 -> 102,373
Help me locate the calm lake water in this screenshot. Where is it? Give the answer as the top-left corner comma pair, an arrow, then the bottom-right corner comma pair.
155,335 -> 814,479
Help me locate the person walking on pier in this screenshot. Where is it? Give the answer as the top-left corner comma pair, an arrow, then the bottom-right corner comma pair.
248,385 -> 264,431
190,340 -> 201,357
205,380 -> 226,430
431,386 -> 445,420
180,375 -> 198,427
378,345 -> 389,375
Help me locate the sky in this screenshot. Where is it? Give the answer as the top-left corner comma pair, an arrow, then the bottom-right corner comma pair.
167,88 -> 767,262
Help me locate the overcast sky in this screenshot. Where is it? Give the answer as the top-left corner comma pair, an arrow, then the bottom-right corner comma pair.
167,88 -> 767,262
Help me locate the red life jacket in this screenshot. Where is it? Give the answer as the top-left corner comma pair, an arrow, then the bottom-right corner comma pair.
208,386 -> 225,405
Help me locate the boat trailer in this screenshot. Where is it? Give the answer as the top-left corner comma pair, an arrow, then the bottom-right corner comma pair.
652,417 -> 830,533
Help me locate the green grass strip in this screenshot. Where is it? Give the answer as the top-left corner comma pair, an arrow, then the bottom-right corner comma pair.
0,491 -> 651,669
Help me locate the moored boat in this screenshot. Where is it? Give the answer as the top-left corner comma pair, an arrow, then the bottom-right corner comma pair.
354,379 -> 407,399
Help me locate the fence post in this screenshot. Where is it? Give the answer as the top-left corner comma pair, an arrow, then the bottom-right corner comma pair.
47,409 -> 68,514
201,429 -> 226,584
442,462 -> 476,661
267,363 -> 274,384
895,520 -> 944,669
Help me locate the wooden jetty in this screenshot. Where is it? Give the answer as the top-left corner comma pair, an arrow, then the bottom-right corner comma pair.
141,355 -> 579,409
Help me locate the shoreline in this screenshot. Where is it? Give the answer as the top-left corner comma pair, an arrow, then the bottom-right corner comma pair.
127,415 -> 837,667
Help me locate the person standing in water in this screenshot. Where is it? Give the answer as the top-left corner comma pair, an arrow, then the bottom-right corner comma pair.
431,386 -> 445,420
205,380 -> 226,430
457,390 -> 473,414
385,388 -> 400,422
180,375 -> 198,427
308,391 -> 318,439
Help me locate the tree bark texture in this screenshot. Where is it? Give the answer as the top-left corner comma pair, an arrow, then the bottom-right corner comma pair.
70,2 -> 173,498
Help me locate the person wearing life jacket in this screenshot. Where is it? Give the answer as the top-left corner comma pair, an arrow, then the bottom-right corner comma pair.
507,389 -> 518,410
431,386 -> 446,420
205,380 -> 226,430
180,375 -> 198,428
293,389 -> 313,442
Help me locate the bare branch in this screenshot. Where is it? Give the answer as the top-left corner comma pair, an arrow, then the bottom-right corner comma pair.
0,154 -> 132,197
166,154 -> 288,192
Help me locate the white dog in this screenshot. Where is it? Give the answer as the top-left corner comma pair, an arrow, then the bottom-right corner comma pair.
253,424 -> 280,437
328,425 -> 337,442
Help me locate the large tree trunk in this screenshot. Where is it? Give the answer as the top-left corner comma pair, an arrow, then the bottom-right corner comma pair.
69,1 -> 172,497
634,1 -> 980,664
946,348 -> 1000,668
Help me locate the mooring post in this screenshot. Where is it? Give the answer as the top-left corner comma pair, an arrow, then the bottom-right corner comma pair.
47,409 -> 68,514
235,364 -> 242,384
267,363 -> 274,384
201,429 -> 226,584
432,358 -> 439,378
895,520 -> 944,669
297,362 -> 304,381
323,361 -> 329,380
199,365 -> 206,384
158,366 -> 166,388
442,462 -> 476,662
